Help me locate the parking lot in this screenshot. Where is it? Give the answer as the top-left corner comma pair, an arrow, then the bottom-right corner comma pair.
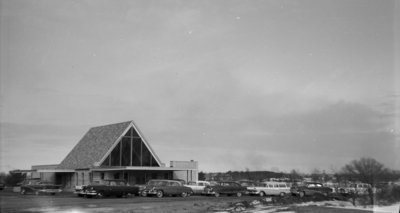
0,189 -> 261,213
3,189 -> 395,213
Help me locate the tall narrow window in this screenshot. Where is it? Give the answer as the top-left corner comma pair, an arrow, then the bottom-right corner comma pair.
142,144 -> 151,166
111,142 -> 121,166
141,140 -> 159,167
132,138 -> 141,166
121,137 -> 131,166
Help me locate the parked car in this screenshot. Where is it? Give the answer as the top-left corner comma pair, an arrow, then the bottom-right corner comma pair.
185,181 -> 211,194
74,181 -> 101,197
141,179 -> 193,198
84,179 -> 140,198
323,182 -> 340,194
248,182 -> 291,197
20,179 -> 62,195
203,181 -> 247,197
236,180 -> 259,194
290,182 -> 333,197
346,183 -> 372,195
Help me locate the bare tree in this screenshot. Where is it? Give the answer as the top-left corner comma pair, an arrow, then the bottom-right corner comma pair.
341,158 -> 389,186
289,169 -> 302,183
341,158 -> 391,205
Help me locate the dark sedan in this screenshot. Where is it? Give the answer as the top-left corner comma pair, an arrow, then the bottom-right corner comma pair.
290,182 -> 333,197
84,179 -> 140,198
20,179 -> 62,195
203,181 -> 247,197
141,179 -> 193,198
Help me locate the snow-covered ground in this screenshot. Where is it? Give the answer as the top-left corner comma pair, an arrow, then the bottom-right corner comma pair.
295,200 -> 400,213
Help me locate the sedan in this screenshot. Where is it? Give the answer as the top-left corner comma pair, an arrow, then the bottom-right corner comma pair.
184,181 -> 211,194
203,181 -> 247,197
290,182 -> 333,197
20,179 -> 62,195
141,179 -> 193,198
84,179 -> 140,198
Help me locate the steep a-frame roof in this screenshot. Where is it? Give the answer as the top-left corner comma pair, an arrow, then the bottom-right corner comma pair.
57,121 -> 162,169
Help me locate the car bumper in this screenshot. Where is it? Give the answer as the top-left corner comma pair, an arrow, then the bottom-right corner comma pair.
248,191 -> 261,195
38,189 -> 62,194
85,192 -> 98,196
74,191 -> 86,195
85,190 -> 99,196
201,191 -> 216,195
290,190 -> 300,195
141,190 -> 158,196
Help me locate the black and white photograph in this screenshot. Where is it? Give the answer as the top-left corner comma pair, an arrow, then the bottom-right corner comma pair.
1,0 -> 399,212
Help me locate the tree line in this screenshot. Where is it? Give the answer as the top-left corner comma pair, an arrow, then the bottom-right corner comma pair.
199,157 -> 400,186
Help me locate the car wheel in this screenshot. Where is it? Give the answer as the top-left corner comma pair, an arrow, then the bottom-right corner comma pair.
20,189 -> 26,195
236,192 -> 242,197
259,191 -> 265,197
323,192 -> 329,197
214,192 -> 220,197
280,192 -> 285,197
141,191 -> 147,197
181,192 -> 188,198
156,190 -> 164,198
299,191 -> 305,198
96,191 -> 104,198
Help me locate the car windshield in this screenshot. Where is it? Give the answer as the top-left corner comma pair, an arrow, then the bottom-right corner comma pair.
106,180 -> 126,186
147,180 -> 168,186
240,182 -> 256,187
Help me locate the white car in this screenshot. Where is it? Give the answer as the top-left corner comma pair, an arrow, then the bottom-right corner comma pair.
184,181 -> 210,194
247,182 -> 291,197
346,183 -> 372,195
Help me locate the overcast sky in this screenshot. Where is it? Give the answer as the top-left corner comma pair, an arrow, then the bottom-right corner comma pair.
1,0 -> 399,173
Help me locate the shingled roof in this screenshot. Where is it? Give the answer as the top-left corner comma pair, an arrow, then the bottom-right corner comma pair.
57,121 -> 161,169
